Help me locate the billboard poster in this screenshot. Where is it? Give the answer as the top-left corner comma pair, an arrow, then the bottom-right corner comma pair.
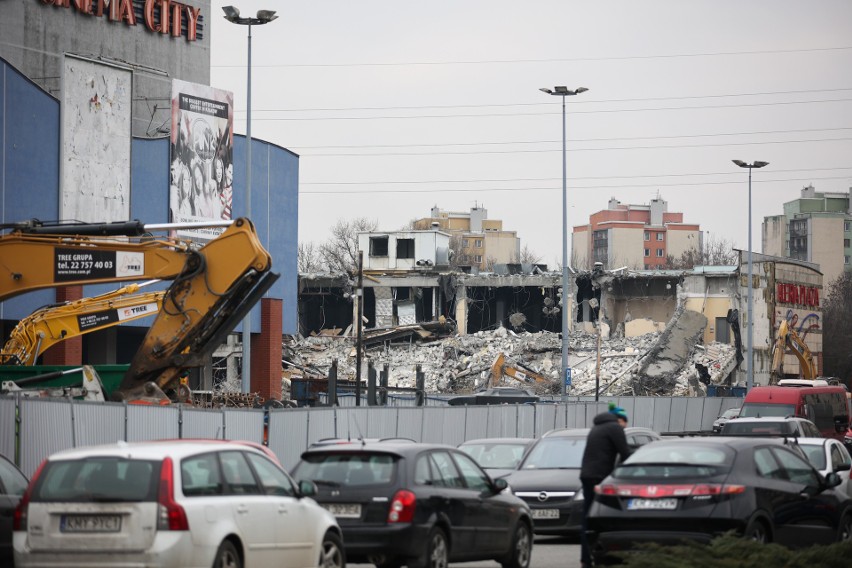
170,79 -> 234,240
60,55 -> 132,223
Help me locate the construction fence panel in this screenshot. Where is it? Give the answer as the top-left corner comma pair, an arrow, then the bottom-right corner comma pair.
181,408 -> 225,439
436,407 -> 467,447
336,407 -> 373,441
125,405 -> 180,442
485,406 -> 513,438
397,408 -> 425,441
684,398 -> 711,432
74,401 -> 126,447
306,407 -> 337,446
268,408 -> 310,471
463,407 -> 490,441
628,398 -> 656,430
517,405 -> 537,438
534,404 -> 559,437
0,398 -> 18,464
367,407 -> 399,440
19,398 -> 74,478
666,398 -> 690,434
223,408 -> 264,444
649,398 -> 675,434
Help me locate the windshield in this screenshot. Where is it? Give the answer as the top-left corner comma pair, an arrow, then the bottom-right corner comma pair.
739,403 -> 796,418
33,458 -> 159,502
616,444 -> 733,479
460,442 -> 528,469
799,444 -> 827,470
521,437 -> 586,469
722,421 -> 796,436
294,453 -> 396,487
722,408 -> 740,419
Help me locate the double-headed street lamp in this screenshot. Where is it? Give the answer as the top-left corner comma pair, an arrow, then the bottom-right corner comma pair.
540,86 -> 588,395
223,6 -> 278,393
732,159 -> 769,392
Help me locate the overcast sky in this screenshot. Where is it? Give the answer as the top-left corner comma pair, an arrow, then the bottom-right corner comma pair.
209,0 -> 852,267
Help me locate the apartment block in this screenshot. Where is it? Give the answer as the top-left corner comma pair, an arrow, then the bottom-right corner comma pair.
413,206 -> 520,271
762,185 -> 852,287
573,197 -> 701,270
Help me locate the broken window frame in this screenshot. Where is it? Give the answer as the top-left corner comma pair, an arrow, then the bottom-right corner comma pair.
396,238 -> 415,259
370,236 -> 389,257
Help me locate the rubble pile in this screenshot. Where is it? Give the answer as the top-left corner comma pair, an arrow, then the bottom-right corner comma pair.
280,323 -> 739,398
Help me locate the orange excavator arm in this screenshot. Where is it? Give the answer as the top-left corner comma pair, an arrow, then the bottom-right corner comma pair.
770,319 -> 818,382
1,283 -> 165,366
491,352 -> 557,392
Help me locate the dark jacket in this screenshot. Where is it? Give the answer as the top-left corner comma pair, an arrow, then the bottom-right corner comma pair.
579,412 -> 632,482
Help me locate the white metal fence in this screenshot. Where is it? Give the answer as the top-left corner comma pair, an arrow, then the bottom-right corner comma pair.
1,395 -> 741,476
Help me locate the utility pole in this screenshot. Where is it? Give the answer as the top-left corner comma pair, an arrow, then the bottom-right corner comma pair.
355,251 -> 364,406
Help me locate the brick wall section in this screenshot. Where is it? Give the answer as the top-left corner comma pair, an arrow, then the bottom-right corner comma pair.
251,298 -> 283,401
42,286 -> 83,366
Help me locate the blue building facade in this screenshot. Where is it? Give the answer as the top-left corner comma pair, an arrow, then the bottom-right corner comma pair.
0,57 -> 298,344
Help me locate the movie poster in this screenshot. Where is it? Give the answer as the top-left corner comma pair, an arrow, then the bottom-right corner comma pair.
169,79 -> 234,240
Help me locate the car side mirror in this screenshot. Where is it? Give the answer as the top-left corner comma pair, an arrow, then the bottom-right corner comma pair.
299,479 -> 318,497
836,463 -> 852,473
824,472 -> 842,489
491,477 -> 509,494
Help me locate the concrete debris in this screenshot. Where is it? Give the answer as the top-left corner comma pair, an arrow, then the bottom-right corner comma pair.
280,321 -> 739,398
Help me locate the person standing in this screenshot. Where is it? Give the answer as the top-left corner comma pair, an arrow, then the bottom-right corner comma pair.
578,403 -> 631,568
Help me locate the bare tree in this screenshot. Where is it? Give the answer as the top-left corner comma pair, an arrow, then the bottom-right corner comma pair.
297,241 -> 323,273
662,233 -> 738,269
519,244 -> 542,265
318,217 -> 378,274
822,272 -> 852,385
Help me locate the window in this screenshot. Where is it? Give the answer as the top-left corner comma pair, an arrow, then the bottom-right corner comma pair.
657,233 -> 664,241
221,451 -> 262,495
846,221 -> 851,231
474,255 -> 483,263
474,239 -> 483,248
844,239 -> 850,248
644,248 -> 650,257
369,236 -> 389,257
396,238 -> 414,259
182,453 -> 224,496
462,239 -> 469,247
644,231 -> 650,241
429,451 -> 464,488
771,447 -> 820,487
244,453 -> 295,497
656,249 -> 664,257
452,452 -> 491,492
846,256 -> 850,265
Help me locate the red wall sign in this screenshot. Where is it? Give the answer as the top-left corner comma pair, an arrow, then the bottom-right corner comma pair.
41,0 -> 202,42
776,283 -> 819,307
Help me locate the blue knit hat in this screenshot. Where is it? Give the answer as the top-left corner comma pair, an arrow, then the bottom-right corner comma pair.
608,402 -> 628,422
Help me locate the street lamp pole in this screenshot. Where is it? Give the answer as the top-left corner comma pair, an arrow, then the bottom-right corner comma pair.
223,6 -> 278,393
540,86 -> 587,395
732,159 -> 769,392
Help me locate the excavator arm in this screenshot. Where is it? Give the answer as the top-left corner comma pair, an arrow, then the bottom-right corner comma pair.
1,283 -> 165,366
770,319 -> 817,382
1,218 -> 278,402
491,352 -> 558,393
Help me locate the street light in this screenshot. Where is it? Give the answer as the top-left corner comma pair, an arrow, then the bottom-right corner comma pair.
732,159 -> 769,392
541,86 -> 588,395
223,5 -> 278,393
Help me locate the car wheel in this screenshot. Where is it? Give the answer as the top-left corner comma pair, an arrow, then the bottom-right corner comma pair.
320,530 -> 346,568
838,513 -> 852,542
212,540 -> 241,568
410,526 -> 449,568
500,521 -> 532,568
744,518 -> 771,543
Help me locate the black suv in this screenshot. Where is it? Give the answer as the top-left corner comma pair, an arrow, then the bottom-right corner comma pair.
291,441 -> 534,568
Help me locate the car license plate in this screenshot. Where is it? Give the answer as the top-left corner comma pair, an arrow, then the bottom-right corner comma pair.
60,514 -> 122,533
626,498 -> 678,511
323,503 -> 361,518
531,508 -> 560,519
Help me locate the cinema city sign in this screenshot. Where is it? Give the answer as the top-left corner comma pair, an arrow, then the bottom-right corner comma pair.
40,0 -> 203,42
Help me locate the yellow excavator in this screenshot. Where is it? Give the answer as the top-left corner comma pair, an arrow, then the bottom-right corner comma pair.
770,319 -> 817,383
1,282 -> 166,366
490,352 -> 559,393
0,217 -> 278,402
